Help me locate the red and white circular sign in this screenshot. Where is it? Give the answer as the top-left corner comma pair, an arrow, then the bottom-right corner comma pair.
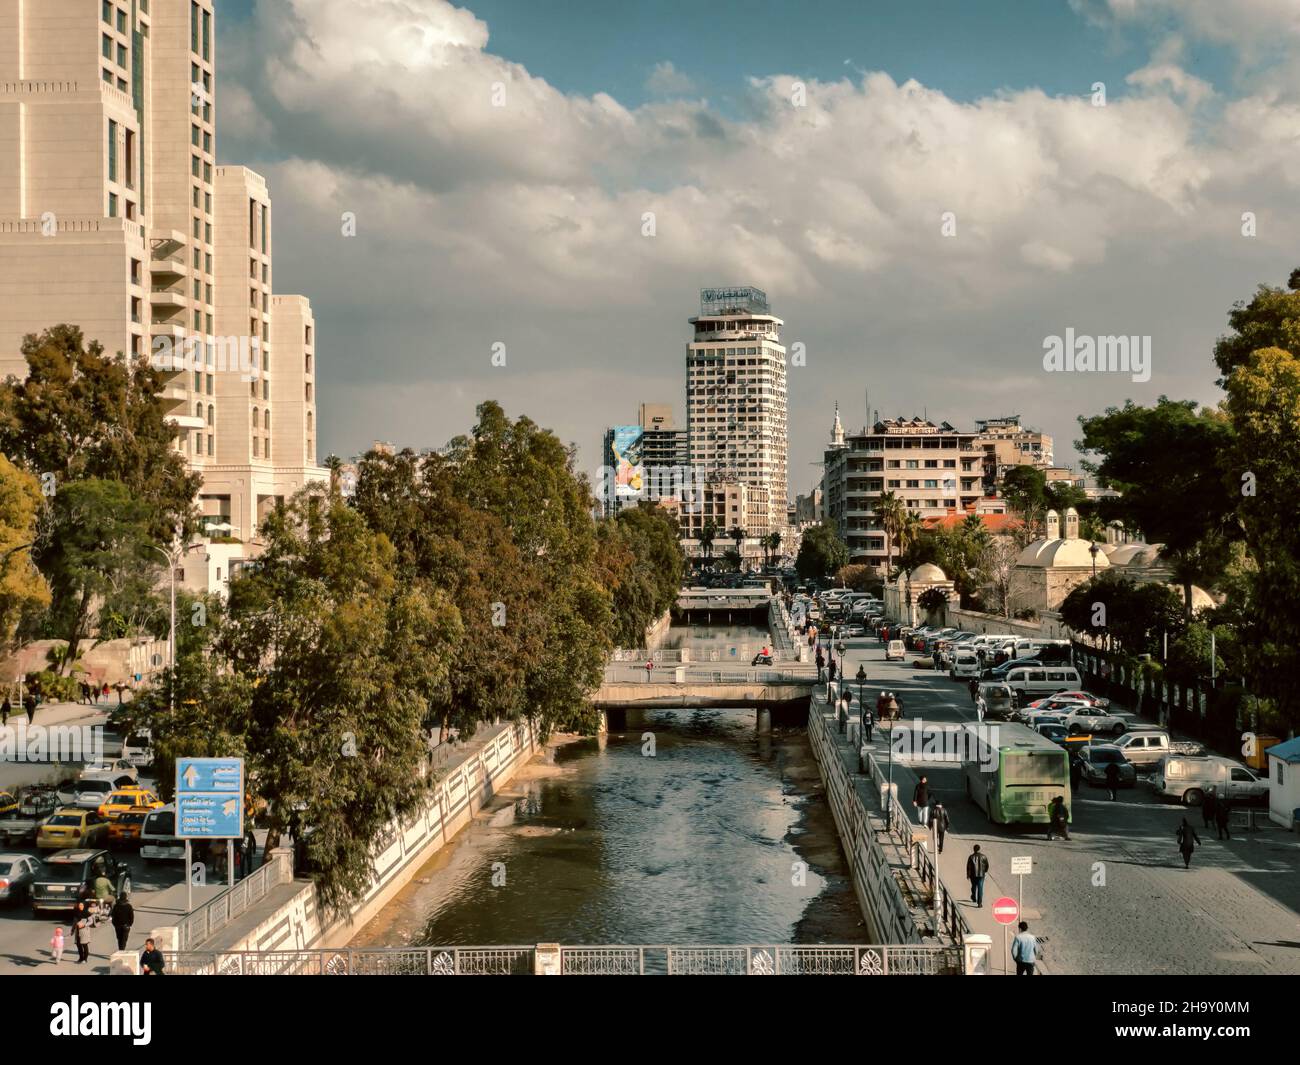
991,897 -> 1019,925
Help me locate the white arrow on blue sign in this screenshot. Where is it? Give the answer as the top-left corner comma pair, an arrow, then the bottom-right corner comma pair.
176,757 -> 244,839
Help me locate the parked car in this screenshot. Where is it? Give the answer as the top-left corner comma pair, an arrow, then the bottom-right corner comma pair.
30,849 -> 130,915
1035,723 -> 1070,747
0,787 -> 59,846
70,779 -> 114,810
975,682 -> 1017,722
1113,730 -> 1172,768
1062,704 -> 1127,737
107,807 -> 155,849
1002,665 -> 1085,706
1076,744 -> 1138,788
121,731 -> 154,769
37,808 -> 110,850
0,854 -> 40,905
0,792 -> 18,818
80,759 -> 138,787
139,805 -> 185,862
97,787 -> 163,821
884,640 -> 906,662
949,650 -> 981,678
1033,690 -> 1108,709
1151,755 -> 1269,806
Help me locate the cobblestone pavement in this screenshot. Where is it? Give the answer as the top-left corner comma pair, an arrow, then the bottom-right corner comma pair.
838,637 -> 1300,975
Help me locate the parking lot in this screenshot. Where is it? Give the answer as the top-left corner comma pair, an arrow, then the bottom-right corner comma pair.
0,703 -> 187,975
830,627 -> 1300,974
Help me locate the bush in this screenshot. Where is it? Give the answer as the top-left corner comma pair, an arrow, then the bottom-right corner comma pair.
26,670 -> 79,702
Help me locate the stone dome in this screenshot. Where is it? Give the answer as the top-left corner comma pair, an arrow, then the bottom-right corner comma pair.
1168,583 -> 1216,612
1132,545 -> 1164,567
1107,543 -> 1151,566
1099,543 -> 1121,556
1016,538 -> 1110,569
909,563 -> 948,582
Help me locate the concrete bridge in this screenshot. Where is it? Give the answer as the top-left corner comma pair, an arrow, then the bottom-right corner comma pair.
593,663 -> 817,729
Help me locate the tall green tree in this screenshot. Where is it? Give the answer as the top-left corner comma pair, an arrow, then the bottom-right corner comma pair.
1077,397 -> 1237,619
795,524 -> 849,582
0,456 -> 50,650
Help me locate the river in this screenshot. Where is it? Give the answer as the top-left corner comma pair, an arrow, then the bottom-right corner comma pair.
350,624 -> 863,947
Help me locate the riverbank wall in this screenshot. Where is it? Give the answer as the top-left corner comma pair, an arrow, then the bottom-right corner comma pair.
806,691 -> 966,949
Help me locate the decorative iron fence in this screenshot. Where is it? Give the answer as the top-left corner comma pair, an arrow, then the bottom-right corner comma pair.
164,944 -> 962,975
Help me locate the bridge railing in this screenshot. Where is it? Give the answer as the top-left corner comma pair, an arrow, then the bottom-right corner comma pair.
162,943 -> 962,975
600,667 -> 814,685
176,848 -> 293,951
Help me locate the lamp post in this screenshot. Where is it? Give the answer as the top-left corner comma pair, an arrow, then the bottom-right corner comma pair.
835,638 -> 847,730
1089,540 -> 1099,579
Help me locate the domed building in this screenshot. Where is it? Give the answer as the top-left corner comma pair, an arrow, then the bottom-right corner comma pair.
1011,508 -> 1112,614
884,561 -> 958,625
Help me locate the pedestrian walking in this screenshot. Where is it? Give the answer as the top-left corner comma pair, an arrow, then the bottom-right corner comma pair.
1011,921 -> 1041,975
50,926 -> 65,965
111,894 -> 134,951
912,776 -> 930,825
827,658 -> 837,683
1176,818 -> 1201,868
1046,795 -> 1070,841
0,696 -> 8,725
244,827 -> 257,875
966,844 -> 989,906
73,916 -> 90,964
1069,754 -> 1082,791
968,677 -> 979,703
1202,787 -> 1218,830
861,706 -> 874,743
100,682 -> 109,702
139,937 -> 165,975
1215,795 -> 1232,840
928,801 -> 950,853
1105,761 -> 1120,801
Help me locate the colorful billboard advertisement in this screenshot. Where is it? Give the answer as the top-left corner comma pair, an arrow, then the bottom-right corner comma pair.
610,425 -> 645,498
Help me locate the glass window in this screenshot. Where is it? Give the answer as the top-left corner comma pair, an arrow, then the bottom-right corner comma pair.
103,1 -> 113,23
117,43 -> 127,68
103,34 -> 112,59
107,120 -> 117,181
108,192 -> 118,217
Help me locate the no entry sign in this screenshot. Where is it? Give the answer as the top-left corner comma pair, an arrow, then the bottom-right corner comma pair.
991,897 -> 1019,925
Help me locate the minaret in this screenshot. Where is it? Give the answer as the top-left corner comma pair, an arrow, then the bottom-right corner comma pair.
831,403 -> 845,447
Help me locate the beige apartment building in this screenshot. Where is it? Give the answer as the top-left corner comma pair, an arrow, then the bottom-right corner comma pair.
685,286 -> 789,553
0,1 -> 324,570
973,415 -> 1053,495
823,416 -> 984,573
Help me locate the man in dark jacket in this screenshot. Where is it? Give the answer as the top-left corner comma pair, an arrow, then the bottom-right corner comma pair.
140,938 -> 165,975
1202,787 -> 1219,830
1215,795 -> 1232,840
966,844 -> 989,906
912,776 -> 930,825
1047,795 -> 1069,841
1104,761 -> 1120,801
928,802 -> 950,853
111,894 -> 134,950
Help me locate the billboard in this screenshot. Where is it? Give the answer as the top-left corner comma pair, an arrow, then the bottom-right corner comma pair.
610,425 -> 645,498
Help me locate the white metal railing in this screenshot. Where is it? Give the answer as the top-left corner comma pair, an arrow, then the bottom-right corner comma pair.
177,849 -> 292,951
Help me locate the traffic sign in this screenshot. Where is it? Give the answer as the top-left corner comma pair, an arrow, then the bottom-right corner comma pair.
1011,855 -> 1032,875
991,897 -> 1019,925
176,757 -> 244,838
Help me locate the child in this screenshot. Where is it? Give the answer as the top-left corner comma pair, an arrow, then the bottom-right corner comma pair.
50,926 -> 64,964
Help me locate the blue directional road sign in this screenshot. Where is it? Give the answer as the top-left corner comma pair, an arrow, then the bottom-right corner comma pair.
176,757 -> 244,839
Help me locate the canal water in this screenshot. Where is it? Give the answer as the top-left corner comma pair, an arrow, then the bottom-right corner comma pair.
351,624 -> 863,947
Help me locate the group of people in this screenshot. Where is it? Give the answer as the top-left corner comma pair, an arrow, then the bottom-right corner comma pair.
77,680 -> 117,705
48,868 -> 167,973
1176,785 -> 1235,868
911,776 -> 951,852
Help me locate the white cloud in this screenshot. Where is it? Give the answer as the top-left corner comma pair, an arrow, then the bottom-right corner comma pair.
646,61 -> 695,96
226,0 -> 1300,480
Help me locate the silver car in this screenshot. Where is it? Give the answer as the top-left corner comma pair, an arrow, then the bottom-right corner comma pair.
1063,705 -> 1127,737
0,854 -> 40,905
1077,744 -> 1138,788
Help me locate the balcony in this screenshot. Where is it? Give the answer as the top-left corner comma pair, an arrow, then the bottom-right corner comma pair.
150,229 -> 187,260
150,288 -> 187,311
151,256 -> 188,282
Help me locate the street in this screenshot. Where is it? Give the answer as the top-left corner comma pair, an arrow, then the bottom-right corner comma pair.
0,702 -> 186,975
835,635 -> 1300,975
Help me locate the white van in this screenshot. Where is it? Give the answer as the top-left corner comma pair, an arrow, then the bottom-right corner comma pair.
1002,664 -> 1082,703
949,650 -> 981,678
1152,756 -> 1268,807
140,804 -> 185,861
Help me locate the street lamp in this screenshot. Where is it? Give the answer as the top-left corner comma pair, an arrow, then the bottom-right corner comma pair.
835,638 -> 847,728
1089,540 -> 1099,579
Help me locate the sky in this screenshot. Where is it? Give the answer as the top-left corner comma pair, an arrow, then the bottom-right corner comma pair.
214,0 -> 1300,496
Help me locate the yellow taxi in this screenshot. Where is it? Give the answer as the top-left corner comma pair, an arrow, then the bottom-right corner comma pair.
98,787 -> 163,820
0,791 -> 18,817
37,808 -> 109,850
107,806 -> 155,848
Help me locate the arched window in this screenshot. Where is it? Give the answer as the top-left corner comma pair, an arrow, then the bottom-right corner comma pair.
207,404 -> 214,426
307,411 -> 313,432
263,409 -> 270,431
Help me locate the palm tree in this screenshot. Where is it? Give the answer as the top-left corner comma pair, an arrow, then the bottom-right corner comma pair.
729,525 -> 745,569
875,491 -> 905,579
768,531 -> 782,568
699,521 -> 717,561
897,510 -> 924,561
324,454 -> 344,497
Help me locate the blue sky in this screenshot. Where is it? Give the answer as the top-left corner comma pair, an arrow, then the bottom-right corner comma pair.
213,1 -> 1300,488
222,0 -> 1234,112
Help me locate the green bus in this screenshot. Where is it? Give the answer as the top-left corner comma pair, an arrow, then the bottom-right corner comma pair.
961,722 -> 1070,825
